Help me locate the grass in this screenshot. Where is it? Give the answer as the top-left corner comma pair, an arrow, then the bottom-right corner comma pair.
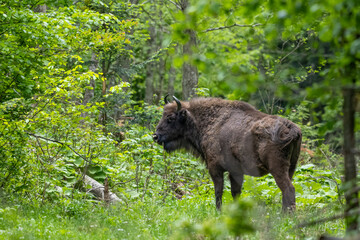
0,158 -> 346,239
0,186 -> 345,240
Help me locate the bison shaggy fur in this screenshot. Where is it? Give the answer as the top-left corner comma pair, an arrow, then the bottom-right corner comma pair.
153,97 -> 302,211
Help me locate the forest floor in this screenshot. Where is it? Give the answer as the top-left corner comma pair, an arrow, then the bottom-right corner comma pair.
0,183 -> 345,240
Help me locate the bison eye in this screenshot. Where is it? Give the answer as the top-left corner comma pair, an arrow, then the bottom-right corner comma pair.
166,116 -> 176,123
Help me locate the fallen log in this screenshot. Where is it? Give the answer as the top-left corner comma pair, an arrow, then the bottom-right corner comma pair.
84,175 -> 122,204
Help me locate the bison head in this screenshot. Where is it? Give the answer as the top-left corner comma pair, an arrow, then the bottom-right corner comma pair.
153,96 -> 191,152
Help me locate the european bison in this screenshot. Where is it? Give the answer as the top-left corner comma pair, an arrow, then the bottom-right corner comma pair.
153,96 -> 302,211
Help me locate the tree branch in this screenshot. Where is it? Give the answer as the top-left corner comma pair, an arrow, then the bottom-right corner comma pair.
279,39 -> 304,63
203,23 -> 263,33
168,0 -> 182,10
26,132 -> 89,162
296,208 -> 360,228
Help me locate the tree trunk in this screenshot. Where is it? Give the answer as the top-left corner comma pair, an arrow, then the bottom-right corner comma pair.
168,64 -> 176,98
80,53 -> 97,125
145,62 -> 154,104
343,86 -> 359,233
83,53 -> 97,106
99,54 -> 111,126
182,29 -> 198,100
157,57 -> 166,101
144,14 -> 157,104
179,0 -> 198,100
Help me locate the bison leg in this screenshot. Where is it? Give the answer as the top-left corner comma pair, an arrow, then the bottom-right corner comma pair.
272,173 -> 296,212
229,173 -> 244,199
209,169 -> 224,211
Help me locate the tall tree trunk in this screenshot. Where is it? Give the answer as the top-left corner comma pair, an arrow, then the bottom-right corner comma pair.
80,53 -> 97,125
182,29 -> 198,100
177,0 -> 198,100
157,57 -> 166,102
83,53 -> 97,106
343,85 -> 359,233
168,64 -> 176,98
99,53 -> 111,127
144,8 -> 157,104
145,62 -> 154,104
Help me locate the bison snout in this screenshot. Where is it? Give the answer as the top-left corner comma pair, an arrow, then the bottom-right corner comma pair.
152,133 -> 159,142
153,133 -> 166,145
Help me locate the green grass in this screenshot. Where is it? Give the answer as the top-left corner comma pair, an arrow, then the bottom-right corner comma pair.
0,188 -> 345,240
0,159 -> 345,239
0,197 -> 213,240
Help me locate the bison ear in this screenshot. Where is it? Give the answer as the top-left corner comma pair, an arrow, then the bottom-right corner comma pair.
178,109 -> 188,123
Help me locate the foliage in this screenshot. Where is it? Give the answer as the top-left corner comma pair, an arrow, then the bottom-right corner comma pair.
110,124 -> 208,203
173,198 -> 255,240
0,112 -> 346,239
0,163 -> 345,239
0,0 -> 358,239
0,0 -> 141,203
153,0 -> 359,149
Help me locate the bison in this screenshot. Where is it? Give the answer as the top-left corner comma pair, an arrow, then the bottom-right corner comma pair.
153,96 -> 302,211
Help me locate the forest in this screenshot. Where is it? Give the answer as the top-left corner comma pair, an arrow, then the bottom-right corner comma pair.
0,0 -> 359,239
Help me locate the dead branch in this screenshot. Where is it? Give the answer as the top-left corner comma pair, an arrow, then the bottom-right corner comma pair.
296,208 -> 360,229
26,131 -> 89,162
203,23 -> 263,33
279,39 -> 304,63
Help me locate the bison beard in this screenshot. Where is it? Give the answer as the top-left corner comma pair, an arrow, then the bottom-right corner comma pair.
153,97 -> 302,212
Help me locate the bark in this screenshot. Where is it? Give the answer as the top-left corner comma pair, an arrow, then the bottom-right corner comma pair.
101,55 -> 110,96
157,57 -> 166,102
84,175 -> 122,204
182,29 -> 198,100
145,61 -> 155,104
144,6 -> 157,105
167,64 -> 176,98
81,53 -> 97,123
144,4 -> 160,105
83,53 -> 97,105
99,54 -> 111,126
343,86 -> 359,232
178,0 -> 198,100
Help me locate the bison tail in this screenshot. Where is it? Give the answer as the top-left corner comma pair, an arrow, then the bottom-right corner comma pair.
289,134 -> 302,179
270,118 -> 302,179
270,118 -> 302,149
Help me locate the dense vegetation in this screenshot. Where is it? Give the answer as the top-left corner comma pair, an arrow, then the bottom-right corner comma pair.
0,0 -> 359,239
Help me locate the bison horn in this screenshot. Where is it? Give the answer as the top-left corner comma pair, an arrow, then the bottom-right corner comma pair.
173,96 -> 182,111
164,94 -> 170,105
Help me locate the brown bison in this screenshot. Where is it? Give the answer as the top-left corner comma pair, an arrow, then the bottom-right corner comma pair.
153,96 -> 302,211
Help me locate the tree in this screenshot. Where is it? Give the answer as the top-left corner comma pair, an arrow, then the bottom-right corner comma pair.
0,0 -> 141,201
154,0 -> 360,232
264,0 -> 360,232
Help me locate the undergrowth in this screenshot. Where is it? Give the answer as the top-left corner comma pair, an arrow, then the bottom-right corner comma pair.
0,105 -> 348,239
0,186 -> 345,240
